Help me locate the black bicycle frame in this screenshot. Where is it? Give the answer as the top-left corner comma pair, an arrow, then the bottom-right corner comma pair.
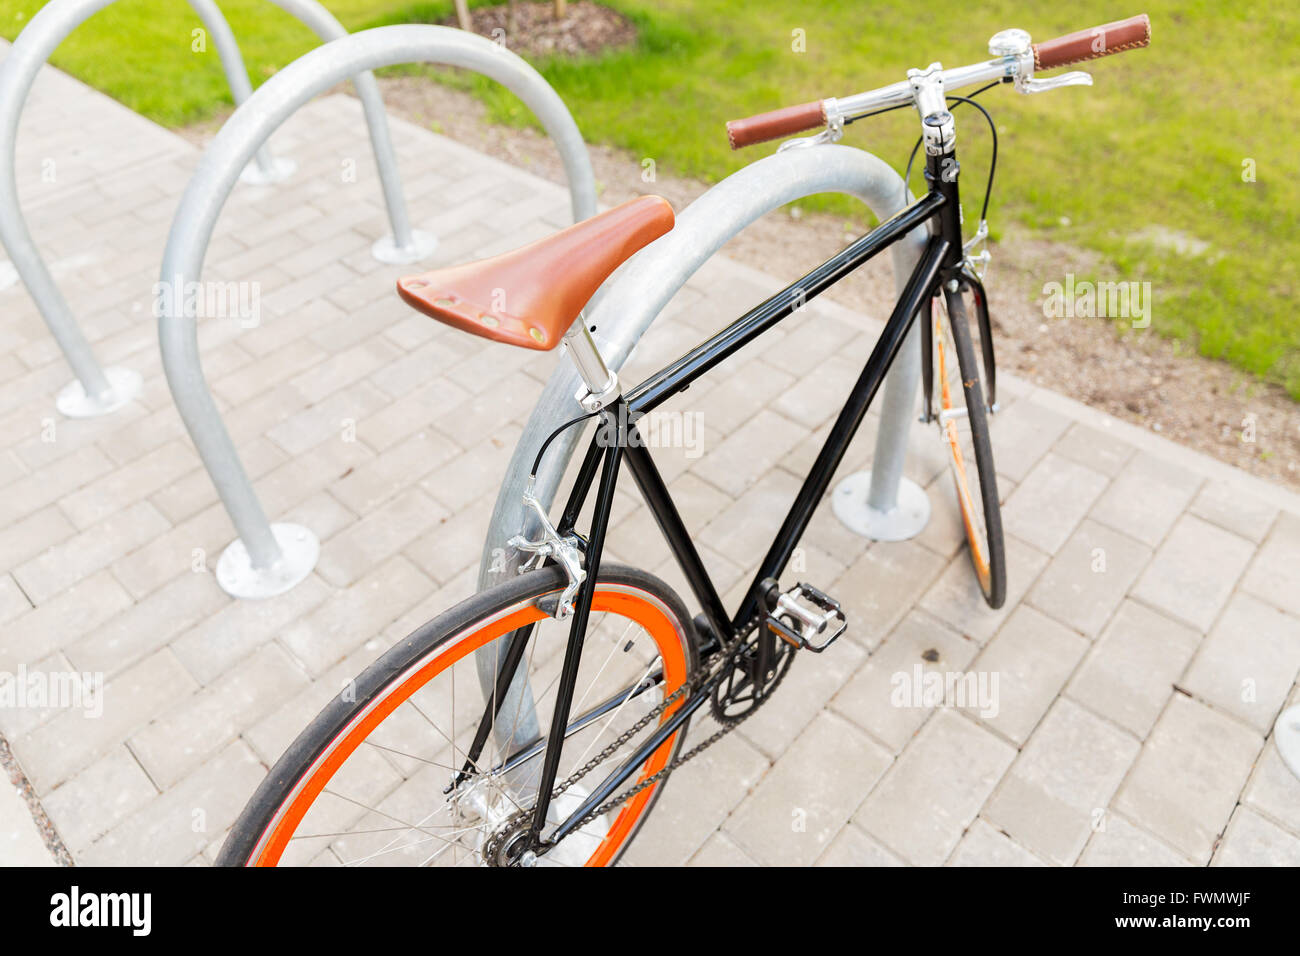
492,143 -> 973,855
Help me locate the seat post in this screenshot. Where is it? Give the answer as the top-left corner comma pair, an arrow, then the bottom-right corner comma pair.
564,318 -> 621,411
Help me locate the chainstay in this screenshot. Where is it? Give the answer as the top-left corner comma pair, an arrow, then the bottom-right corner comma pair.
551,625 -> 749,800
550,676 -> 695,795
562,680 -> 757,836
492,627 -> 763,862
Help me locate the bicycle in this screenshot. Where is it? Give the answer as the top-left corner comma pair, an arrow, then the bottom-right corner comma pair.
218,14 -> 1152,867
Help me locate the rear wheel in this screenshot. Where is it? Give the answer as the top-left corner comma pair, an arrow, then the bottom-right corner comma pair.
217,564 -> 698,867
931,287 -> 1006,608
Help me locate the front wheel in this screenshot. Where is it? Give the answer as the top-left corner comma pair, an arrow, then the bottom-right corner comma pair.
931,286 -> 1007,608
218,564 -> 699,867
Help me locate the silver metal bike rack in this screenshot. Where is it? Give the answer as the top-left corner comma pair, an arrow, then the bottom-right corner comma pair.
264,0 -> 437,266
474,144 -> 932,744
480,143 -> 931,591
157,24 -> 597,599
0,0 -> 430,419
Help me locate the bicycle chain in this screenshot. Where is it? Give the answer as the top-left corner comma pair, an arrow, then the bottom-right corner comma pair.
484,627 -> 761,865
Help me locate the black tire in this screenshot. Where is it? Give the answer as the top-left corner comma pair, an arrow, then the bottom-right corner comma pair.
218,563 -> 699,867
935,287 -> 1006,608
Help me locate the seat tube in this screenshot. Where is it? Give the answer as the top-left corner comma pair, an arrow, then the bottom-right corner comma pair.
563,318 -> 620,408
529,435 -> 624,844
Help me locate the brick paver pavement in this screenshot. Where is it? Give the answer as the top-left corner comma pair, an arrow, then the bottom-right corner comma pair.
2,45 -> 1299,866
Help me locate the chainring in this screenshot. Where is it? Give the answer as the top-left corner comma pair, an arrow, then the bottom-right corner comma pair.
709,620 -> 797,724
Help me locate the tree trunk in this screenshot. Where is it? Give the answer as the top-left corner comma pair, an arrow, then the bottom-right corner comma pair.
555,0 -> 568,19
453,0 -> 472,32
508,0 -> 519,36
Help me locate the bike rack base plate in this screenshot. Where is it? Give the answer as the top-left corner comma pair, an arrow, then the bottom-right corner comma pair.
55,365 -> 142,419
371,229 -> 438,265
216,522 -> 320,599
239,155 -> 298,186
832,471 -> 930,542
1275,705 -> 1300,781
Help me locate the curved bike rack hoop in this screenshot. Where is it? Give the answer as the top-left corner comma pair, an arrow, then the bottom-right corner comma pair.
157,24 -> 597,599
469,145 -> 934,740
472,144 -> 933,736
479,143 -> 933,592
0,0 -> 430,419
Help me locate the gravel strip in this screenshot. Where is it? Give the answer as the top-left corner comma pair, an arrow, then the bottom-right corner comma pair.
0,735 -> 74,866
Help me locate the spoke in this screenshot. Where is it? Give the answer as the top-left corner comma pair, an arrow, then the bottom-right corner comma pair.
292,823 -> 468,840
321,790 -> 482,865
341,824 -> 485,867
451,659 -> 458,779
569,618 -> 637,719
571,655 -> 662,769
360,739 -> 460,773
488,628 -> 500,762
492,655 -> 568,764
494,624 -> 542,766
283,597 -> 689,868
390,710 -> 528,817
408,699 -> 497,782
318,787 -> 454,840
417,839 -> 460,868
358,691 -> 525,816
314,785 -> 491,866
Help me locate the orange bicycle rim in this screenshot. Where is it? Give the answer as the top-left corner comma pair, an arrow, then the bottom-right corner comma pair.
247,585 -> 689,867
935,313 -> 992,591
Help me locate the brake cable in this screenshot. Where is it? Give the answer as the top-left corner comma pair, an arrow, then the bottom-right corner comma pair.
902,80 -> 1001,225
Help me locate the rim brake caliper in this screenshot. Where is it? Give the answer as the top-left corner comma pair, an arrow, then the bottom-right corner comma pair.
963,218 -> 991,282
508,482 -> 587,620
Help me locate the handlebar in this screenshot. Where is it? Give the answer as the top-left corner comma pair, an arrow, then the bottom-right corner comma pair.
726,100 -> 827,150
1033,14 -> 1150,70
725,14 -> 1152,150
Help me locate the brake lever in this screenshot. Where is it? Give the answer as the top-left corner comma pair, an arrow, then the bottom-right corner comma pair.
1017,71 -> 1092,94
776,125 -> 843,152
777,99 -> 845,152
988,28 -> 1093,95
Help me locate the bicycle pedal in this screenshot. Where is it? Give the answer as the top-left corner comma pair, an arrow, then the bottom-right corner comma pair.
762,582 -> 847,654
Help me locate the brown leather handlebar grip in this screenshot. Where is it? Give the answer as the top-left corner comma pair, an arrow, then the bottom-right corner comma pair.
1032,14 -> 1151,71
726,100 -> 826,150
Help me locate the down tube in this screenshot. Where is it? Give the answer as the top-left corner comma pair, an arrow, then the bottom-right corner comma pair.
732,234 -> 950,630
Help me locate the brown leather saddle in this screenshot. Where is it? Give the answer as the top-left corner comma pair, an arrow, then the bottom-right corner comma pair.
396,196 -> 674,350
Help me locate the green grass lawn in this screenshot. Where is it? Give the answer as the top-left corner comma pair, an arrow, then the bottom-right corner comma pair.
3,0 -> 1298,396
